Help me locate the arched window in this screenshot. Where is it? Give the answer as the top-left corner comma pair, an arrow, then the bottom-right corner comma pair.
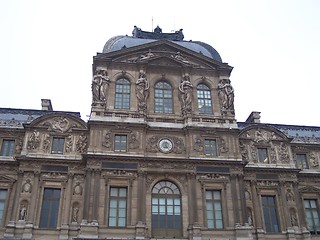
115,78 -> 130,109
197,84 -> 213,114
154,81 -> 173,113
151,180 -> 182,238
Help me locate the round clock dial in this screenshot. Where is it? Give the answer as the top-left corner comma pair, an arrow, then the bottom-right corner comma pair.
159,138 -> 173,153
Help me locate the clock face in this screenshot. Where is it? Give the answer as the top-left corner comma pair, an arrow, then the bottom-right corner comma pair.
159,138 -> 173,153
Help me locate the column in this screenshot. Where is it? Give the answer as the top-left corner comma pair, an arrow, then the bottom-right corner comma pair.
92,169 -> 100,222
27,171 -> 40,225
9,171 -> 23,224
251,180 -> 262,228
82,169 -> 92,222
231,174 -> 240,224
62,173 -> 74,225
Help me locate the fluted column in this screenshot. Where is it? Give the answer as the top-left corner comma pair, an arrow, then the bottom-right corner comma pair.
251,180 -> 262,228
9,171 -> 24,223
82,169 -> 92,221
231,174 -> 240,224
92,169 -> 101,222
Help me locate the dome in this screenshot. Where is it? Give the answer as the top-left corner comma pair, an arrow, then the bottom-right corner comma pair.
102,26 -> 222,62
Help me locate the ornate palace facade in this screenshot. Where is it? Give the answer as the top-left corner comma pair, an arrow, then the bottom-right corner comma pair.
0,26 -> 319,239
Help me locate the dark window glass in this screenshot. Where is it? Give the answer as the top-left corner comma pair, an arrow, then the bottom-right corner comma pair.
152,181 -> 181,237
206,190 -> 223,229
261,196 -> 280,232
204,140 -> 217,157
296,154 -> 309,169
39,188 -> 61,228
304,199 -> 320,234
1,140 -> 15,156
258,148 -> 269,163
155,81 -> 173,113
197,84 -> 212,114
51,138 -> 64,154
115,79 -> 130,109
109,187 -> 127,227
0,189 -> 8,225
114,135 -> 127,152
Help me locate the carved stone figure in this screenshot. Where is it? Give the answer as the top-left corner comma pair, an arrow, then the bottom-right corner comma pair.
290,211 -> 298,226
102,130 -> 112,148
270,146 -> 277,163
309,152 -> 319,167
27,130 -> 40,151
139,49 -> 154,60
254,129 -> 269,143
42,133 -> 51,153
50,117 -> 71,133
239,141 -> 248,160
193,138 -> 204,152
135,69 -> 149,113
279,142 -> 290,163
286,189 -> 294,202
65,135 -> 73,153
76,134 -> 87,153
129,132 -> 139,149
72,206 -> 79,223
219,138 -> 229,153
218,78 -> 234,111
178,73 -> 193,116
92,67 -> 110,104
172,51 -> 189,63
19,205 -> 27,221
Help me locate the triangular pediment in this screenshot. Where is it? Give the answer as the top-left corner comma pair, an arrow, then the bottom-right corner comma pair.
0,175 -> 16,183
299,185 -> 320,193
95,40 -> 228,70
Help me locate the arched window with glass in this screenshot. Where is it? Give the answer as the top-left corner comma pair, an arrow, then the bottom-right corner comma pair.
197,84 -> 213,114
154,81 -> 173,113
115,78 -> 130,109
151,180 -> 182,238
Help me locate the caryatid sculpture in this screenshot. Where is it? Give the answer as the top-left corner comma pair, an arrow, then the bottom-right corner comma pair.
218,78 -> 234,112
135,69 -> 149,113
92,67 -> 111,105
178,73 -> 193,116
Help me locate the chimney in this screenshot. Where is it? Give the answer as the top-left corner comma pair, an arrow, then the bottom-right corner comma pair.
245,111 -> 261,123
41,99 -> 53,111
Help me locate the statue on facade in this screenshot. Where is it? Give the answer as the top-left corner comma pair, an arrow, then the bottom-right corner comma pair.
72,206 -> 79,223
135,69 -> 149,113
178,73 -> 193,116
19,205 -> 27,221
218,78 -> 234,112
92,67 -> 110,104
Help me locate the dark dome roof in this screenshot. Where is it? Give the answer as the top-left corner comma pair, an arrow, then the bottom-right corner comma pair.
102,27 -> 222,62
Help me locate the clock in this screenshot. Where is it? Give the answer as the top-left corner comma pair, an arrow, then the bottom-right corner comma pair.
159,138 -> 173,153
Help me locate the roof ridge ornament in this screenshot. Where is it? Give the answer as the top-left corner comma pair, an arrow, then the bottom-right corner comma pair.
132,25 -> 184,41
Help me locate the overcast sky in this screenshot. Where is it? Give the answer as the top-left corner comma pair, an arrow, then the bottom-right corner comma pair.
1,0 -> 319,126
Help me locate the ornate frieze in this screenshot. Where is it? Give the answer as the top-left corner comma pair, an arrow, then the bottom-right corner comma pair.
146,135 -> 185,154
27,130 -> 40,151
76,134 -> 87,153
42,117 -> 79,133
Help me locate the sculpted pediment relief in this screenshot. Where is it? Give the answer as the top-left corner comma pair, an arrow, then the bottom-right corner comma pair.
299,186 -> 320,193
0,175 -> 16,183
240,126 -> 288,143
29,114 -> 87,133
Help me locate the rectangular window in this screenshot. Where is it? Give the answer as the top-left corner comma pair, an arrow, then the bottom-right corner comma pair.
51,138 -> 65,154
296,154 -> 309,169
304,199 -> 320,234
109,187 -> 127,227
258,148 -> 269,163
261,195 -> 280,232
114,135 -> 127,152
1,140 -> 15,156
0,189 -> 8,225
204,140 -> 217,157
39,188 -> 61,228
206,190 -> 223,229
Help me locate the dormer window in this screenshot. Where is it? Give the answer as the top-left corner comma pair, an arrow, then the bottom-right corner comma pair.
258,148 -> 269,163
51,137 -> 65,154
1,139 -> 15,157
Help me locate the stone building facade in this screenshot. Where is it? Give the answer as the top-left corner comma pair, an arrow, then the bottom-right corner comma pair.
0,26 -> 319,240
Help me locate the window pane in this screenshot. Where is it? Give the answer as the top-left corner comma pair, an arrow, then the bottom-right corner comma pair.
261,196 -> 279,232
154,81 -> 173,113
258,148 -> 269,163
114,79 -> 130,109
0,190 -> 7,224
1,140 -> 15,156
204,140 -> 217,157
206,190 -> 223,229
51,138 -> 64,154
39,188 -> 61,228
197,84 -> 212,114
109,187 -> 127,227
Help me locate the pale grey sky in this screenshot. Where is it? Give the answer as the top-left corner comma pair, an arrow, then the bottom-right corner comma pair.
0,0 -> 319,126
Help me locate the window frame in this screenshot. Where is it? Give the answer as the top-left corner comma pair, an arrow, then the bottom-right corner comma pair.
205,189 -> 223,229
296,153 -> 309,169
197,84 -> 213,114
114,134 -> 127,152
303,199 -> 320,234
204,139 -> 217,157
51,137 -> 65,154
257,147 -> 269,163
39,188 -> 61,229
154,81 -> 173,114
261,195 -> 280,233
108,187 -> 127,227
114,78 -> 131,110
0,189 -> 8,225
0,139 -> 15,157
